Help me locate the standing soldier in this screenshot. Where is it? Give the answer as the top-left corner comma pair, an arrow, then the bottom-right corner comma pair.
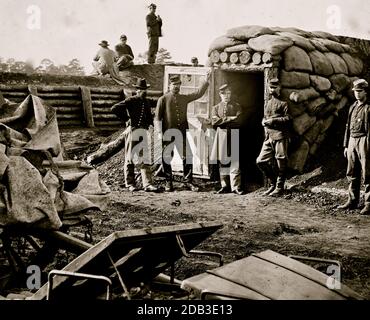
146,3 -> 162,64
155,73 -> 210,192
211,84 -> 244,195
338,79 -> 370,215
111,78 -> 159,192
256,78 -> 291,196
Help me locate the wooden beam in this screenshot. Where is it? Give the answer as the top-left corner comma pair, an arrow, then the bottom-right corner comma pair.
80,86 -> 95,128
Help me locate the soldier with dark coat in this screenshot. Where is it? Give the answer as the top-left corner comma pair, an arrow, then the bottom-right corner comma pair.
256,78 -> 291,196
115,34 -> 134,70
146,3 -> 162,64
111,78 -> 159,192
338,79 -> 370,215
211,84 -> 244,195
155,73 -> 210,192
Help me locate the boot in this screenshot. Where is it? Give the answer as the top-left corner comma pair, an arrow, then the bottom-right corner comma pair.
216,186 -> 231,194
184,182 -> 200,192
144,184 -> 160,192
269,176 -> 285,197
360,204 -> 370,215
263,183 -> 276,196
338,199 -> 358,210
164,181 -> 174,192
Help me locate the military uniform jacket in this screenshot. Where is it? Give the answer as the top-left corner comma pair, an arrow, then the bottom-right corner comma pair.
155,81 -> 209,132
111,95 -> 155,129
146,13 -> 162,37
344,101 -> 370,148
211,101 -> 243,129
264,96 -> 290,141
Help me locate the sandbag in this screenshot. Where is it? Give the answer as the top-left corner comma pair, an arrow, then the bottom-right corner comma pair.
310,75 -> 332,92
293,113 -> 316,135
311,39 -> 329,52
320,39 -> 345,53
277,32 -> 316,51
329,74 -> 351,92
304,120 -> 323,144
287,101 -> 306,118
280,70 -> 310,88
288,140 -> 310,173
283,46 -> 313,72
248,34 -> 294,55
306,97 -> 327,115
324,52 -> 348,74
289,87 -> 320,103
208,36 -> 244,56
309,51 -> 334,76
340,53 -> 364,75
271,27 -> 315,38
311,31 -> 340,42
226,25 -> 274,41
321,115 -> 335,133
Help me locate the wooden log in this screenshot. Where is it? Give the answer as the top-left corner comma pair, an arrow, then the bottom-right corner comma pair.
93,121 -> 123,127
220,52 -> 229,63
209,50 -> 220,63
57,120 -> 83,126
37,86 -> 80,93
0,92 -> 28,97
37,92 -> 80,99
0,84 -> 28,91
224,44 -> 251,53
46,100 -> 81,106
93,114 -> 120,120
92,106 -> 114,113
239,51 -> 251,64
91,94 -> 122,100
90,87 -> 123,94
56,114 -> 82,120
54,106 -> 82,114
252,52 -> 262,65
91,100 -> 120,106
229,52 -> 239,64
262,52 -> 273,63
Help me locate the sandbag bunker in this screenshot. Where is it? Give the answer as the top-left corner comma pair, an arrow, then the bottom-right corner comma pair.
208,25 -> 369,173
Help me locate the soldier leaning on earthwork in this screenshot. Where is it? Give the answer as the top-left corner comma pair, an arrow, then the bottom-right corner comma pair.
338,79 -> 370,215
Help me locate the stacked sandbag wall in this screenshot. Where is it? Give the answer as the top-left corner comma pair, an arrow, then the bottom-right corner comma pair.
208,25 -> 369,172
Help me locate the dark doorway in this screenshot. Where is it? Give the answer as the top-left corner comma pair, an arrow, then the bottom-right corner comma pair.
213,70 -> 265,189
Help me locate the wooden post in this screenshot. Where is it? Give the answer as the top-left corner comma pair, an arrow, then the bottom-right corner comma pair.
80,86 -> 95,128
28,85 -> 38,95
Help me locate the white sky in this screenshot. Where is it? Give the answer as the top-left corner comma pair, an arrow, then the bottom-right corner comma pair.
0,0 -> 369,73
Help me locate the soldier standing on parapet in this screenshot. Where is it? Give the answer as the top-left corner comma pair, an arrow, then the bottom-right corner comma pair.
256,78 -> 291,197
338,79 -> 370,215
146,3 -> 162,64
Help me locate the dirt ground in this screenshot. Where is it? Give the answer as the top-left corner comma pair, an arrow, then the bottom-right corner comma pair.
59,128 -> 370,299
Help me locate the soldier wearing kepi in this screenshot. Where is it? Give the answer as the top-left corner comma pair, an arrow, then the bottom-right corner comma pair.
211,84 -> 244,195
155,72 -> 210,192
111,78 -> 159,192
338,79 -> 370,215
256,78 -> 291,196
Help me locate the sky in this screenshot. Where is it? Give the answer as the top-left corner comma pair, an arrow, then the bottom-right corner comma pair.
0,0 -> 369,73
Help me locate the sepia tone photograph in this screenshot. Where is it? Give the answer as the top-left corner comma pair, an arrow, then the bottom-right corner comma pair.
0,0 -> 369,306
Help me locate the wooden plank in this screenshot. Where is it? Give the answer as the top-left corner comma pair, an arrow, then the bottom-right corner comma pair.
92,106 -> 114,113
80,86 -> 94,128
208,255 -> 345,300
56,114 -> 82,120
253,250 -> 363,300
37,86 -> 79,93
93,114 -> 120,120
91,94 -> 122,100
91,100 -> 120,106
0,84 -> 28,91
181,272 -> 269,300
37,92 -> 80,99
90,87 -> 123,94
54,106 -> 82,114
0,92 -> 28,97
46,100 -> 81,106
57,120 -> 83,126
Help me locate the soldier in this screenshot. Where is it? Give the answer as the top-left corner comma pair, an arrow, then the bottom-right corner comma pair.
155,73 -> 210,192
111,78 -> 159,192
338,79 -> 370,215
256,78 -> 291,196
115,34 -> 134,70
146,3 -> 162,64
211,84 -> 244,195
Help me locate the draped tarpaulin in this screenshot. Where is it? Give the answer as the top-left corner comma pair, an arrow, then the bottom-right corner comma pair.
0,95 -> 110,229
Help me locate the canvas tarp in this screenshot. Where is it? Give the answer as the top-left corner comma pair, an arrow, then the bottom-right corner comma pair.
0,95 -> 110,229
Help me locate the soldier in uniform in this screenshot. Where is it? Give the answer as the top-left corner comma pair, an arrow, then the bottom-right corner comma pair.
115,34 -> 134,70
338,79 -> 370,215
111,78 -> 159,192
256,78 -> 291,196
155,73 -> 210,192
146,3 -> 162,64
211,84 -> 244,195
